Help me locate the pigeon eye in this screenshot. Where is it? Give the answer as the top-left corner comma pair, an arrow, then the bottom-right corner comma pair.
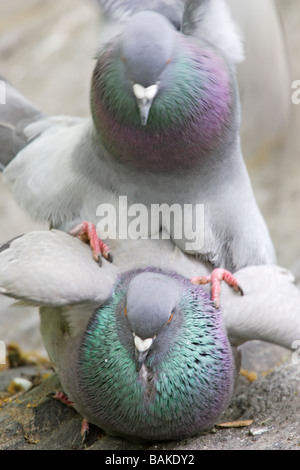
124,306 -> 128,317
167,312 -> 173,324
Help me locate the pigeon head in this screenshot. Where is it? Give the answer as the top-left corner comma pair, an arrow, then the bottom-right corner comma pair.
75,268 -> 236,441
91,9 -> 238,172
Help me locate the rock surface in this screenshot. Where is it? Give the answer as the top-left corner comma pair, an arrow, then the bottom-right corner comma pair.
0,347 -> 299,451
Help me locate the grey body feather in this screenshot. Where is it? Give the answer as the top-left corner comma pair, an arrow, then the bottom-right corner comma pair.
96,0 -> 184,28
2,116 -> 275,271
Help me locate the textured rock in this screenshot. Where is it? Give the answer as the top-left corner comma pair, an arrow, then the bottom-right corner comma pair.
0,342 -> 299,450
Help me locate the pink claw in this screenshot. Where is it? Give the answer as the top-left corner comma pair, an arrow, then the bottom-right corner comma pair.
81,418 -> 90,442
52,391 -> 75,407
191,268 -> 243,308
70,221 -> 112,265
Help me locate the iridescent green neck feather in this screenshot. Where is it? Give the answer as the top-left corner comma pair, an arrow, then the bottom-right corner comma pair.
77,269 -> 235,441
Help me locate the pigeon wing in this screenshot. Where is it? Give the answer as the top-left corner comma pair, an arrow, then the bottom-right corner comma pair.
0,229 -> 118,307
220,264 -> 300,349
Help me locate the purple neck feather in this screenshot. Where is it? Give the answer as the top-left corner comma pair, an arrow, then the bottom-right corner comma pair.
91,38 -> 235,172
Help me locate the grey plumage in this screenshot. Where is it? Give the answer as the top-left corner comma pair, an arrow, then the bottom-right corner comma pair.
96,0 -> 184,30
1,0 -> 277,272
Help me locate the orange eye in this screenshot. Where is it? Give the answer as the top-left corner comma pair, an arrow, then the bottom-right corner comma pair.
167,313 -> 173,324
124,307 -> 128,317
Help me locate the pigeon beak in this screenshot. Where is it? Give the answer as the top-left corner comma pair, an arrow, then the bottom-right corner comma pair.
137,101 -> 153,127
134,335 -> 154,371
133,83 -> 159,126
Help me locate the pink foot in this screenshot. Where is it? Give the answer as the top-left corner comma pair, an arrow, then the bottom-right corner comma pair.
70,221 -> 112,265
52,391 -> 75,407
81,418 -> 90,443
52,392 -> 91,443
191,268 -> 243,308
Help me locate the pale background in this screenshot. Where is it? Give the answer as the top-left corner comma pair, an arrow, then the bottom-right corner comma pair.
0,0 -> 299,355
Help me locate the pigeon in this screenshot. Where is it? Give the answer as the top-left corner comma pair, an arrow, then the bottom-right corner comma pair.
0,229 -> 299,441
1,0 -> 276,276
0,77 -> 45,170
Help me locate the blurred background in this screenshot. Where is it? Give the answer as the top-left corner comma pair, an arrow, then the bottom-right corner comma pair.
0,0 -> 299,356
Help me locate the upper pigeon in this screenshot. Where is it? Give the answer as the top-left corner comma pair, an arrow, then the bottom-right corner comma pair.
1,0 -> 276,273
